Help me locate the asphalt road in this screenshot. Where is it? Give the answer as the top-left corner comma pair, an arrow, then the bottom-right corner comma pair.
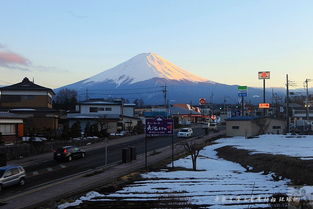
1,127 -> 208,197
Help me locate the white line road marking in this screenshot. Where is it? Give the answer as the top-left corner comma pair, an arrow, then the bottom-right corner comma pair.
32,171 -> 39,176
60,164 -> 66,168
47,167 -> 53,172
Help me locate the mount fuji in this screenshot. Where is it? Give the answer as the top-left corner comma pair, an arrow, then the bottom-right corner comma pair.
58,53 -> 272,104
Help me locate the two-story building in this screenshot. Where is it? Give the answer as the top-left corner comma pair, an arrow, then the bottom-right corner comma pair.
0,77 -> 60,140
67,99 -> 139,135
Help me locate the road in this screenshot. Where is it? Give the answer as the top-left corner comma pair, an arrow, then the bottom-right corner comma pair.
1,126 -> 209,198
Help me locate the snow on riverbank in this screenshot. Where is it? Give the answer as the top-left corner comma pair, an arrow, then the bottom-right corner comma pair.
58,142 -> 296,209
216,134 -> 313,159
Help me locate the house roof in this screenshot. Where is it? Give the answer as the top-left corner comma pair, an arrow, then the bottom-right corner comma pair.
144,111 -> 170,118
0,112 -> 29,119
170,106 -> 201,115
226,116 -> 260,121
78,99 -> 135,106
67,113 -> 139,120
0,77 -> 55,94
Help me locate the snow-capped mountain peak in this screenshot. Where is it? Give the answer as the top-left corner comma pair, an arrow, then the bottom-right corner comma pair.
83,53 -> 208,85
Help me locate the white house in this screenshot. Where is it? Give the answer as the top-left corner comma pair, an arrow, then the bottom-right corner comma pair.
67,99 -> 139,135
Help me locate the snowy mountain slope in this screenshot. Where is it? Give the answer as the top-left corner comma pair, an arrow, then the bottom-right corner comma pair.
83,53 -> 210,85
58,53 -> 282,104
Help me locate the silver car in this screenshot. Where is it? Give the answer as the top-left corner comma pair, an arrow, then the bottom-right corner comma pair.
177,128 -> 193,138
0,165 -> 26,192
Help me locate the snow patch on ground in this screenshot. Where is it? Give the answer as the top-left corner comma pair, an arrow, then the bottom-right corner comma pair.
58,142 -> 302,209
216,134 -> 313,158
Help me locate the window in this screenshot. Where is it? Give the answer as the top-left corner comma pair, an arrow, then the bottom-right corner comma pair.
105,107 -> 112,111
98,108 -> 104,111
4,170 -> 13,177
89,107 -> 98,112
1,95 -> 21,102
0,124 -> 16,135
21,95 -> 35,101
11,168 -> 19,175
232,126 -> 239,129
272,126 -> 281,129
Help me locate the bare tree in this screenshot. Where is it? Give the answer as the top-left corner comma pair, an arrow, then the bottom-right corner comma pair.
53,88 -> 77,110
183,141 -> 202,171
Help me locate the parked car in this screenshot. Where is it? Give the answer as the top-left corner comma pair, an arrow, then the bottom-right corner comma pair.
53,146 -> 86,162
110,131 -> 129,137
0,165 -> 26,192
177,128 -> 193,138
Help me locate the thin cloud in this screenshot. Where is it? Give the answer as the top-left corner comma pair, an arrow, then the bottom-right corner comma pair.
0,51 -> 31,71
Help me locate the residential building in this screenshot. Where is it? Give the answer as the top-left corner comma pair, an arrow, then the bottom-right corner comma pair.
0,112 -> 25,144
0,78 -> 60,138
67,99 -> 139,135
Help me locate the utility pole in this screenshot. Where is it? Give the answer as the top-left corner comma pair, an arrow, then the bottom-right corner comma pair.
162,84 -> 168,110
263,78 -> 266,116
286,74 -> 290,133
304,79 -> 311,121
241,96 -> 244,116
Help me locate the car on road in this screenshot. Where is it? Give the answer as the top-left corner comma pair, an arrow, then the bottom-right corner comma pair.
53,146 -> 86,162
110,131 -> 129,137
177,128 -> 193,138
0,165 -> 26,192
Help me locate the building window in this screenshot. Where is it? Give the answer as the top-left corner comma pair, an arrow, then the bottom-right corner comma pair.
98,108 -> 104,111
21,95 -> 35,101
89,107 -> 98,112
0,124 -> 16,135
105,107 -> 112,111
272,126 -> 281,129
1,95 -> 21,102
232,126 -> 239,129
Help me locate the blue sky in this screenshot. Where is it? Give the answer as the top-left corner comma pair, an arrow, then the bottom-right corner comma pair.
1,0 -> 313,89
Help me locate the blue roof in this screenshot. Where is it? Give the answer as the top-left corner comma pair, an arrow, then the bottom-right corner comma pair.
226,116 -> 260,121
144,111 -> 170,118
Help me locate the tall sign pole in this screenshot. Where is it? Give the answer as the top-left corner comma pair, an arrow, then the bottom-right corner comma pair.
286,74 -> 290,133
258,71 -> 270,116
238,86 -> 247,116
304,79 -> 311,122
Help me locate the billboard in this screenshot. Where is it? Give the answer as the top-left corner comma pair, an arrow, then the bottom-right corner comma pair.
145,116 -> 174,137
259,103 -> 270,109
199,98 -> 206,105
258,71 -> 270,79
238,86 -> 247,97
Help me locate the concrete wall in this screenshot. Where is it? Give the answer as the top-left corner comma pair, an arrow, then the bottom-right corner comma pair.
123,106 -> 134,117
226,120 -> 260,137
264,118 -> 286,134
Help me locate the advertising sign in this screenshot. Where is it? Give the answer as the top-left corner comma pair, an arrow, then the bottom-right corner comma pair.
238,86 -> 247,91
258,71 -> 270,79
238,86 -> 248,97
238,92 -> 248,97
145,116 -> 174,137
199,98 -> 206,105
259,103 -> 270,109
